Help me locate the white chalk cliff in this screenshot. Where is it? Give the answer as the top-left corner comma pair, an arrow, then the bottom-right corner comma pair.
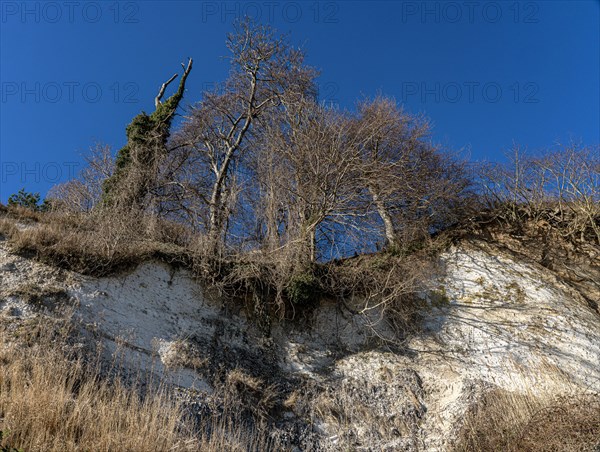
1,234 -> 598,451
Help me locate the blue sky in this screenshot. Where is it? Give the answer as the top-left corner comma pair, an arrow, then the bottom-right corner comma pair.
1,0 -> 599,202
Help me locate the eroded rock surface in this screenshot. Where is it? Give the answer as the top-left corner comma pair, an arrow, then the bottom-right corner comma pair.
1,237 -> 598,451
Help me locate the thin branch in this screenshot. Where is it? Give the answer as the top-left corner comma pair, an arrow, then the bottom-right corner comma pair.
155,74 -> 179,108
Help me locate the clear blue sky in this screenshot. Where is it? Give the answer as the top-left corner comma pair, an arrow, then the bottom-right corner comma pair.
1,0 -> 599,202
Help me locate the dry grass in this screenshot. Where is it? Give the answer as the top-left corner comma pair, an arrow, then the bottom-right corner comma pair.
0,207 -> 191,276
0,329 -> 199,451
452,387 -> 600,452
0,218 -> 18,239
0,318 -> 282,452
0,205 -> 43,223
225,369 -> 280,420
6,282 -> 69,309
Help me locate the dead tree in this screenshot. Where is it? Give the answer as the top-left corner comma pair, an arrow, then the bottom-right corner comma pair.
102,58 -> 193,209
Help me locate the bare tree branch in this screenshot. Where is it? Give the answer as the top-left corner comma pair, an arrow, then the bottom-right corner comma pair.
155,74 -> 179,108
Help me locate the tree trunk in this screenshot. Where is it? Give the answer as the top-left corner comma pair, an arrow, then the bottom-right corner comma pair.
309,228 -> 316,262
370,186 -> 396,248
208,189 -> 224,256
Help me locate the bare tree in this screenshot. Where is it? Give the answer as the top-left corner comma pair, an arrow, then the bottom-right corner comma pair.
478,143 -> 599,244
350,96 -> 468,250
254,98 -> 360,263
176,19 -> 316,255
541,144 -> 600,243
48,143 -> 115,212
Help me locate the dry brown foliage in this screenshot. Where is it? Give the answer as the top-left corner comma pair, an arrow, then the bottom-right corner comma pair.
0,322 -> 200,451
452,388 -> 600,452
0,203 -> 441,344
478,144 -> 599,245
0,206 -> 192,276
0,316 -> 281,452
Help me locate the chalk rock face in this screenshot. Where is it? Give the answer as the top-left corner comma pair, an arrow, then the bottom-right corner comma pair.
428,243 -> 599,391
0,236 -> 598,451
411,242 -> 600,450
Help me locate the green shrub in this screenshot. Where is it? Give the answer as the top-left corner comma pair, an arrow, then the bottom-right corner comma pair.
286,270 -> 320,305
7,188 -> 49,212
429,287 -> 450,306
0,430 -> 23,452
